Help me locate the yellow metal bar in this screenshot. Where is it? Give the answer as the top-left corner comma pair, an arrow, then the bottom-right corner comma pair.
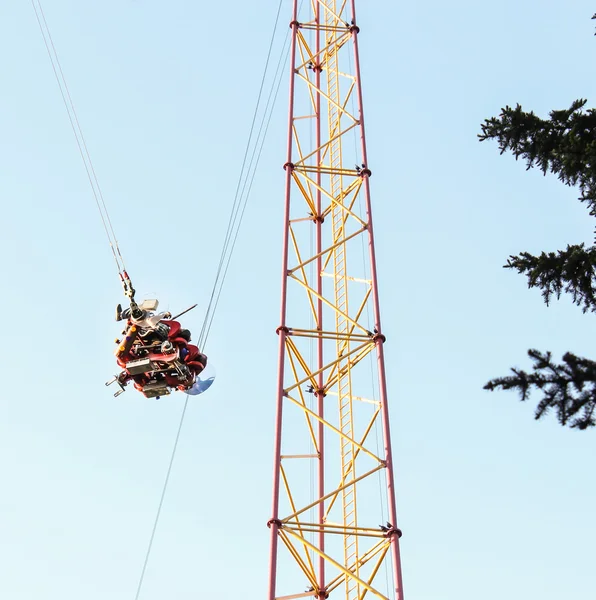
324,391 -> 380,405
284,523 -> 385,537
296,164 -> 360,176
289,216 -> 319,224
297,23 -> 351,33
281,454 -> 320,459
284,526 -> 384,539
319,273 -> 371,285
288,327 -> 371,341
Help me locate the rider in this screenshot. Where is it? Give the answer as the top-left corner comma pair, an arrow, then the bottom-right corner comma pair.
116,302 -> 192,344
114,299 -> 207,395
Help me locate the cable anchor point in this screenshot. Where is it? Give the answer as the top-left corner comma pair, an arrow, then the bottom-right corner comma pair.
380,522 -> 403,538
267,518 -> 282,529
349,23 -> 361,34
120,270 -> 136,302
373,331 -> 386,343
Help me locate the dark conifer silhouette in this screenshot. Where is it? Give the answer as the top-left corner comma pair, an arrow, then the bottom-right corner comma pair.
479,15 -> 596,429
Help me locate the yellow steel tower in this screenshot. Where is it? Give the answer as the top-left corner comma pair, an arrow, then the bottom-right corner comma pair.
267,1 -> 405,599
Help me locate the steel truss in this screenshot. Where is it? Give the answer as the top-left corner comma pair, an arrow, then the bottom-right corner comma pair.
268,2 -> 404,599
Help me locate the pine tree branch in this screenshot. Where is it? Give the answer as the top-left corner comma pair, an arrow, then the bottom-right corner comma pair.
505,243 -> 596,312
484,349 -> 596,429
480,15 -> 596,430
479,100 -> 596,215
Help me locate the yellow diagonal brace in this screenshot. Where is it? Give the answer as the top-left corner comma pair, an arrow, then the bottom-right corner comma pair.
278,529 -> 318,590
360,544 -> 390,600
321,176 -> 364,224
315,184 -> 365,225
295,29 -> 315,65
292,165 -> 339,205
285,336 -> 319,391
285,394 -> 382,466
289,225 -> 318,324
284,339 -> 371,394
296,71 -> 357,123
294,170 -> 366,228
293,121 -> 360,167
284,340 -> 319,452
317,1 -> 348,31
283,528 -> 389,600
282,463 -> 384,522
324,407 -> 380,519
295,33 -> 318,114
323,342 -> 375,392
293,26 -> 350,69
334,285 -> 372,359
290,150 -> 317,216
288,225 -> 366,275
280,464 -> 316,578
288,274 -> 369,335
291,172 -> 317,215
326,539 -> 388,594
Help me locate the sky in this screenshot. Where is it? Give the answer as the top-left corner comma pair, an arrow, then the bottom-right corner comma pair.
0,1 -> 595,599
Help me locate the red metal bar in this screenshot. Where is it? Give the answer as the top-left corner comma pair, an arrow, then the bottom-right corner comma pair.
315,2 -> 326,597
267,2 -> 300,599
350,1 -> 405,598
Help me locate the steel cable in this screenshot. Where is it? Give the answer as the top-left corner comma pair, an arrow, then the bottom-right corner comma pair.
32,2 -> 290,597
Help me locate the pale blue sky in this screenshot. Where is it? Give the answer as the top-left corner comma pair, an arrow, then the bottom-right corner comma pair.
1,1 -> 595,599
